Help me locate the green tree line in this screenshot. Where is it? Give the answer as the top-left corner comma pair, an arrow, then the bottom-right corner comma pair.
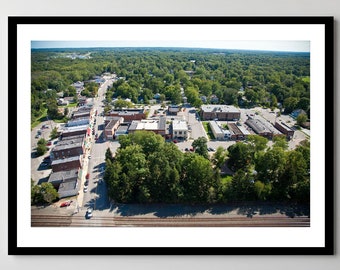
104,131 -> 310,204
32,48 -> 310,123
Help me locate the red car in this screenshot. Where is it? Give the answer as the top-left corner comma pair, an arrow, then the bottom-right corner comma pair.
86,173 -> 90,179
47,141 -> 52,146
60,200 -> 73,207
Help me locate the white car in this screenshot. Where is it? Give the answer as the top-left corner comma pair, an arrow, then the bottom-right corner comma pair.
84,186 -> 88,193
86,207 -> 93,218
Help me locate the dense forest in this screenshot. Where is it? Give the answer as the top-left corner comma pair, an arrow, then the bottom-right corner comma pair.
104,131 -> 310,204
31,47 -> 310,123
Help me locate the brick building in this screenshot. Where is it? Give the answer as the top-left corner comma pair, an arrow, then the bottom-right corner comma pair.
200,105 -> 241,121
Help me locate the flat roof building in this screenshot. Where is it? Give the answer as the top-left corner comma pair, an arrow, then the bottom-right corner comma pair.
48,169 -> 80,198
129,116 -> 166,136
51,156 -> 82,172
104,117 -> 124,140
200,105 -> 241,121
108,108 -> 146,122
172,120 -> 188,140
51,135 -> 85,160
275,120 -> 295,139
209,121 -> 230,140
61,125 -> 88,138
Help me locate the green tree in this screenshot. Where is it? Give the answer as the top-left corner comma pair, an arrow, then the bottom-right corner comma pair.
211,146 -> 228,169
182,154 -> 217,203
50,127 -> 59,140
231,169 -> 256,201
227,142 -> 253,171
283,97 -> 299,114
255,147 -> 286,184
273,135 -> 288,150
36,138 -> 48,156
105,147 -> 114,162
31,181 -> 59,205
296,113 -> 308,126
247,134 -> 268,153
192,137 -> 209,159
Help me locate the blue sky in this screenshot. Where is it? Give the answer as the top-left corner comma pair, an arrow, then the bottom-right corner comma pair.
31,40 -> 310,52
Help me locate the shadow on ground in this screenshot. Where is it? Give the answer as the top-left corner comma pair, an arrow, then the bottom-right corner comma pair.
110,202 -> 310,219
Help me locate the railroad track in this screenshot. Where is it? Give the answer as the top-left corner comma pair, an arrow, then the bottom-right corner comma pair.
31,214 -> 310,227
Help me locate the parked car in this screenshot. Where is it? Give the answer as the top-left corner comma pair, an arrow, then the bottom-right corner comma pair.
86,207 -> 93,218
60,200 -> 72,207
47,141 -> 52,146
83,186 -> 88,193
86,173 -> 90,179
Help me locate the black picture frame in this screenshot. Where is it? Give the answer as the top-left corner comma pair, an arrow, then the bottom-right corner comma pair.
8,16 -> 334,255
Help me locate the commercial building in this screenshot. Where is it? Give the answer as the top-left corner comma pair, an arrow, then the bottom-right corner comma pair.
48,169 -> 80,198
104,117 -> 124,140
274,121 -> 295,139
200,105 -> 241,121
228,122 -> 247,140
51,156 -> 82,172
209,121 -> 230,140
245,118 -> 275,138
61,125 -> 89,138
108,108 -> 146,122
50,135 -> 85,160
114,123 -> 130,139
128,116 -> 167,137
66,117 -> 90,127
172,120 -> 189,140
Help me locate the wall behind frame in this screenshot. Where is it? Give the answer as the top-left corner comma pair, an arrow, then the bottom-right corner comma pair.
0,0 -> 338,269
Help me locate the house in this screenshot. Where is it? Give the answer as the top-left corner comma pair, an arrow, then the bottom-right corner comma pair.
210,95 -> 219,104
168,105 -> 180,115
57,98 -> 69,106
290,109 -> 307,119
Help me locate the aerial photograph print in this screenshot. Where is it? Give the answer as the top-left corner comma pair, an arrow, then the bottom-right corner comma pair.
30,39 -> 311,228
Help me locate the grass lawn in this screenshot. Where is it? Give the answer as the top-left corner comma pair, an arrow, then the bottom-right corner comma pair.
202,121 -> 215,140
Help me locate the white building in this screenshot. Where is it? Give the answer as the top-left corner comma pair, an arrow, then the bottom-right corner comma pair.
209,121 -> 230,140
172,120 -> 188,140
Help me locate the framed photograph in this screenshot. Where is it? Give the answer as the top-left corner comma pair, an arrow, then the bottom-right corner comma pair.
8,16 -> 334,255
